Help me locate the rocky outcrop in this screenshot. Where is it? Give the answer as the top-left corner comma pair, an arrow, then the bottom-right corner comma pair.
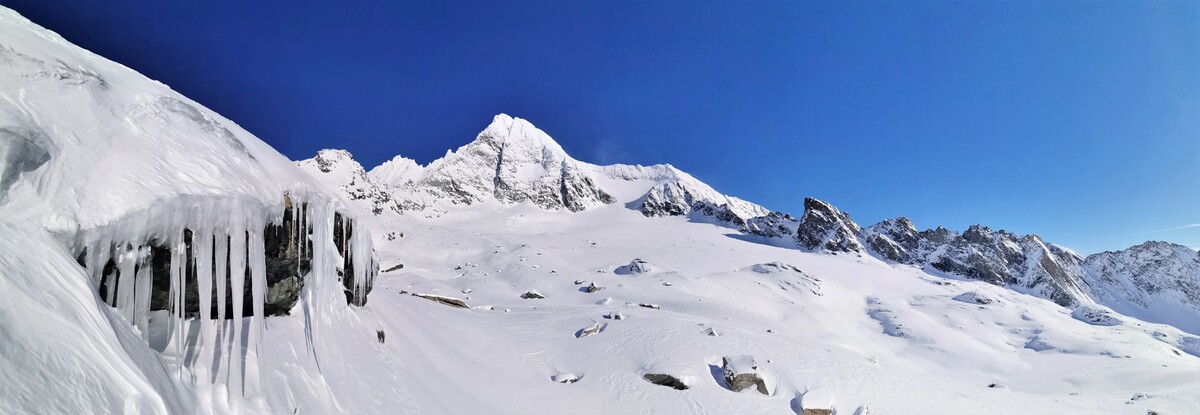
795,197 -> 864,254
743,211 -> 800,238
861,217 -> 921,262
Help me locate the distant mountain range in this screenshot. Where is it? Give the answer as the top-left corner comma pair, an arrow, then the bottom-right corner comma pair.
299,114 -> 1200,334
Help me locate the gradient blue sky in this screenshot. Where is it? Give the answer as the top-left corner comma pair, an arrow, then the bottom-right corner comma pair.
5,1 -> 1197,254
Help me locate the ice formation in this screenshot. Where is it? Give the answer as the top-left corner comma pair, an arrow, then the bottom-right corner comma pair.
68,190 -> 378,402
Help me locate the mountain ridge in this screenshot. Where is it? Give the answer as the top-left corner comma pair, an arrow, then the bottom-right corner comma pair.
297,114 -> 1200,335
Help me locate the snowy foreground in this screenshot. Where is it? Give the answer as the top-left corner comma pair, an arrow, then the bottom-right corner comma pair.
1,4 -> 1199,414
327,201 -> 1200,415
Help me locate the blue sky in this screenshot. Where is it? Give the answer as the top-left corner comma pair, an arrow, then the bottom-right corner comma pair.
6,1 -> 1197,254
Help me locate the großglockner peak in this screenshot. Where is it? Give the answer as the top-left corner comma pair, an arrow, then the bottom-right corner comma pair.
302,114 -> 770,222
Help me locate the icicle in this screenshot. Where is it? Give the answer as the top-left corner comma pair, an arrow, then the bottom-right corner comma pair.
249,228 -> 266,346
115,243 -> 137,323
172,230 -> 187,375
228,219 -> 246,400
195,229 -> 214,336
215,233 -> 228,322
134,245 -> 153,343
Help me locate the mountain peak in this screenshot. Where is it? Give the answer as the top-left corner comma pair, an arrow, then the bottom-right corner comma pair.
475,114 -> 567,157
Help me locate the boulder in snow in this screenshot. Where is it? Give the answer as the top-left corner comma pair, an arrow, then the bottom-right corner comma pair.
552,372 -> 579,384
952,291 -> 996,305
576,321 -> 604,338
642,373 -> 689,390
797,387 -> 835,415
721,355 -> 768,395
616,258 -> 655,275
1072,304 -> 1121,326
411,293 -> 469,309
520,290 -> 546,300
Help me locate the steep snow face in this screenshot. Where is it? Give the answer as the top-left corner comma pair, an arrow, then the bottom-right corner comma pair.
0,7 -> 377,415
297,149 -> 402,215
1083,241 -> 1200,334
406,114 -> 615,212
598,163 -> 769,223
368,154 -> 424,186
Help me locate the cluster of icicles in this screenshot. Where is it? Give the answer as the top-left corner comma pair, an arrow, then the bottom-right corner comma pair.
70,191 -> 376,399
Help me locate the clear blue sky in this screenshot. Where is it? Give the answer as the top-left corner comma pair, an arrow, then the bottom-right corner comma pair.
5,0 -> 1197,254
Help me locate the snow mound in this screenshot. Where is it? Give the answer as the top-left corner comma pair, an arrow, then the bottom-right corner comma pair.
1072,305 -> 1122,326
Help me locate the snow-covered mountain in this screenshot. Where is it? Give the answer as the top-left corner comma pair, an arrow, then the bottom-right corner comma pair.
1082,241 -> 1200,334
298,114 -> 770,227
301,115 -> 1200,337
4,4 -> 1200,414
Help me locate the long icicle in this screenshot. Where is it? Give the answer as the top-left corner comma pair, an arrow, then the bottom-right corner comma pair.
227,220 -> 246,403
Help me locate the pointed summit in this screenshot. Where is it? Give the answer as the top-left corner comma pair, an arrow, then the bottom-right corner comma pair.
407,114 -> 614,212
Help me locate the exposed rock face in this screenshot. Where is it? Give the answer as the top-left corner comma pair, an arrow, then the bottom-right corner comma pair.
1074,241 -> 1200,334
743,211 -> 799,238
722,355 -> 768,395
795,197 -> 864,253
861,217 -> 921,262
1082,241 -> 1200,314
855,211 -> 1091,307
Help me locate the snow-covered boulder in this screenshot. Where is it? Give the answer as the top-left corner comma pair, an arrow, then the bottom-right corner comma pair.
953,291 -> 997,305
798,388 -> 835,415
721,355 -> 769,395
1072,305 -> 1122,326
616,258 -> 655,275
520,290 -> 546,299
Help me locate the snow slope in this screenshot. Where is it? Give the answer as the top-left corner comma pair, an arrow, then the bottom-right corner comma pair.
0,7 -> 378,414
352,201 -> 1200,414
300,124 -> 1200,414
